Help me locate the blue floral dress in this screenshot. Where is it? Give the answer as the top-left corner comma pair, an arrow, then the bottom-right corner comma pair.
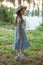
13,17 -> 30,50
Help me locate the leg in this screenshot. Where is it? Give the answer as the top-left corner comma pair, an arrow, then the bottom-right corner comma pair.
16,50 -> 20,55
20,50 -> 24,54
16,49 -> 24,54
16,50 -> 24,55
19,50 -> 25,58
15,50 -> 20,61
15,50 -> 25,61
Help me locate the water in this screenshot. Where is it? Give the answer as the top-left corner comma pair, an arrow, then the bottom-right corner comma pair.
14,14 -> 42,30
24,16 -> 42,30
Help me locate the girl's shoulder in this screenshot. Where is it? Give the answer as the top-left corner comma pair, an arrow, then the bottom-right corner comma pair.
16,16 -> 22,24
17,16 -> 22,21
17,16 -> 21,20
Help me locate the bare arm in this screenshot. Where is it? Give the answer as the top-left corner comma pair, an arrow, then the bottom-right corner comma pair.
17,18 -> 21,40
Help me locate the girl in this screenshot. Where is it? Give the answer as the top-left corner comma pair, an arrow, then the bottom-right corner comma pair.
13,5 -> 30,61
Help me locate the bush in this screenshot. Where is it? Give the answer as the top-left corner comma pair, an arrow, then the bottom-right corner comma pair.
0,5 -> 16,22
0,0 -> 3,2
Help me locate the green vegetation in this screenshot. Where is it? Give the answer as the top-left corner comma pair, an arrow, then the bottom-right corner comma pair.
0,0 -> 3,2
0,6 -> 15,22
0,19 -> 43,65
0,19 -> 15,30
0,1 -> 43,65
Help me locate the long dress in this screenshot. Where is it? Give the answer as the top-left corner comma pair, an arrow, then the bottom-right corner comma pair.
13,17 -> 30,50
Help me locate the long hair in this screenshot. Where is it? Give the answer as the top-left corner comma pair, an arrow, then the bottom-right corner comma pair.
14,10 -> 22,25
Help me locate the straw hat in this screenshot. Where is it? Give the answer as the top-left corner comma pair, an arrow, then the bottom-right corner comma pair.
16,5 -> 27,14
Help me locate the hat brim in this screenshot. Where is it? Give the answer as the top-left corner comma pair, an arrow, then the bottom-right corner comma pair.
16,6 -> 27,14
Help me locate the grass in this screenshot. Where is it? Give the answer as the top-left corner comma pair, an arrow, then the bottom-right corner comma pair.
0,20 -> 43,65
0,20 -> 15,30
